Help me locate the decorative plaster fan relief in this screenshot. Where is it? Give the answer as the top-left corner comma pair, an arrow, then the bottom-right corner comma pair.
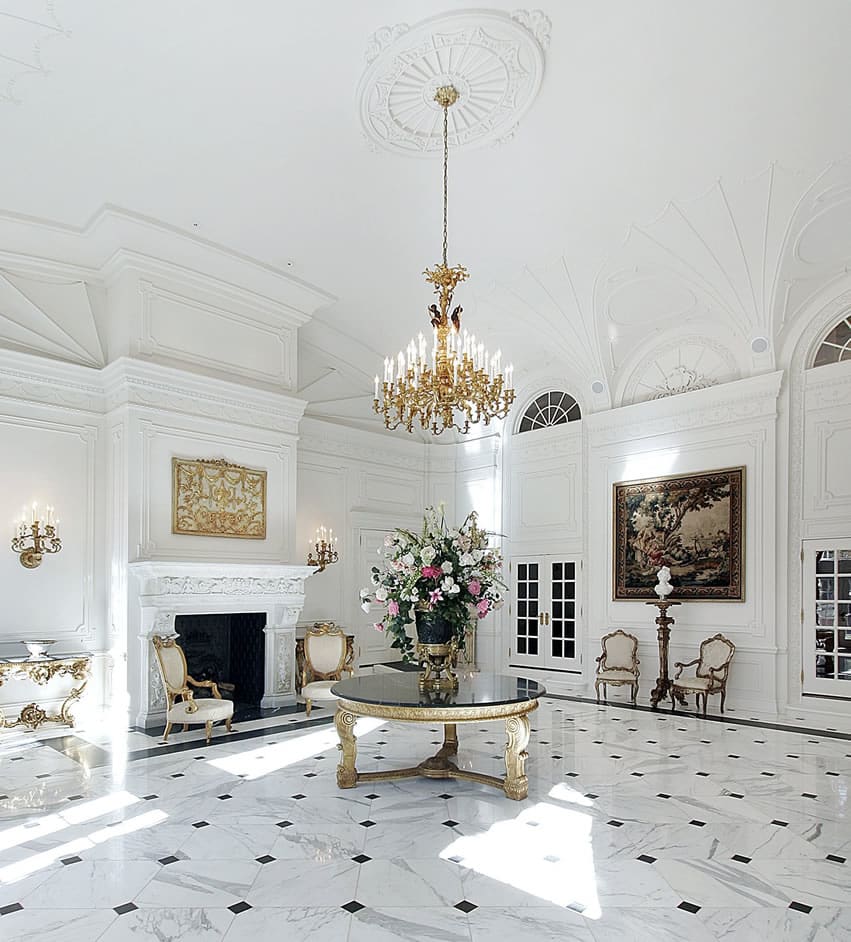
358,9 -> 549,155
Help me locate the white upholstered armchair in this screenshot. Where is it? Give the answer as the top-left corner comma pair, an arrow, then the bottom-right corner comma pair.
671,633 -> 735,715
595,630 -> 640,704
298,623 -> 354,717
151,636 -> 234,744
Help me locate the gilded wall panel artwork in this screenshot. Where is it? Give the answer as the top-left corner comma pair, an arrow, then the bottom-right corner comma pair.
613,467 -> 744,601
172,458 -> 267,539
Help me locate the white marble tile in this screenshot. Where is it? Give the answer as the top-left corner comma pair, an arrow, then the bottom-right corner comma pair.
247,858 -> 359,908
348,906 -> 473,942
466,906 -> 594,942
220,907 -> 352,942
135,860 -> 260,909
19,860 -> 160,909
356,857 -> 466,908
0,907 -> 117,942
99,907 -> 234,941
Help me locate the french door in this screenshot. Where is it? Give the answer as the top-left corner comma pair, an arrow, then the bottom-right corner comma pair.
510,556 -> 581,672
803,540 -> 851,697
355,529 -> 397,664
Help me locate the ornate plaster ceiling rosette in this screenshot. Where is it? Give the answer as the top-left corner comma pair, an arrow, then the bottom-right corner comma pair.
358,8 -> 549,155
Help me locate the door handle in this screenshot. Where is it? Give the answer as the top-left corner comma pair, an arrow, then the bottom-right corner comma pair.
538,613 -> 544,625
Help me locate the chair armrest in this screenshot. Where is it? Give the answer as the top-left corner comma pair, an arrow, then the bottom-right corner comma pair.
343,665 -> 355,677
707,665 -> 729,680
177,687 -> 198,713
673,658 -> 699,680
187,676 -> 222,699
595,654 -> 606,668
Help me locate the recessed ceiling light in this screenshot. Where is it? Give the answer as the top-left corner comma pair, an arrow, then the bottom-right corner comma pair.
591,380 -> 605,395
751,336 -> 769,354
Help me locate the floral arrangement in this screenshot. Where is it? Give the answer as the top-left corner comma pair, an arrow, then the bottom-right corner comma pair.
359,506 -> 506,660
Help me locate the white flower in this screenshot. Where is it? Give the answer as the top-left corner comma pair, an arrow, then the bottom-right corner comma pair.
440,560 -> 453,574
402,553 -> 415,568
441,576 -> 460,595
420,545 -> 437,565
361,601 -> 371,613
370,572 -> 380,586
472,549 -> 484,563
459,552 -> 475,567
359,588 -> 369,599
375,585 -> 388,602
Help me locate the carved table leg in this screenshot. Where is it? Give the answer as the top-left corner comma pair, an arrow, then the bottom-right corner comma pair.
335,706 -> 358,788
59,678 -> 89,728
443,723 -> 458,757
503,714 -> 530,800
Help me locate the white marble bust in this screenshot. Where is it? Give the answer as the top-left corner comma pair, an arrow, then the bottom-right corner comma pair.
654,566 -> 673,598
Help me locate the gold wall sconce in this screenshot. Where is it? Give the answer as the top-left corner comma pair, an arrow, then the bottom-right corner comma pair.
11,503 -> 62,569
307,525 -> 339,572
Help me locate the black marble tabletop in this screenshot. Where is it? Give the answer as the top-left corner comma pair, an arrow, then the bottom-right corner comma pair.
331,672 -> 545,708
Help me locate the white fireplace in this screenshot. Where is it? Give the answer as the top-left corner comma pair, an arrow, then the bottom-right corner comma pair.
130,561 -> 315,727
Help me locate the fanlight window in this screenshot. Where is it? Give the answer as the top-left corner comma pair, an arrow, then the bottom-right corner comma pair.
813,314 -> 851,367
517,391 -> 581,433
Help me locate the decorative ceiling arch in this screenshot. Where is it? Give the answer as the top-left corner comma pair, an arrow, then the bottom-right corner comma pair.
617,335 -> 741,407
0,2 -> 71,105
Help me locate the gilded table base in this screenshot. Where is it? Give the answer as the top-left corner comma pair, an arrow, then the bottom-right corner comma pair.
334,698 -> 536,801
0,657 -> 91,730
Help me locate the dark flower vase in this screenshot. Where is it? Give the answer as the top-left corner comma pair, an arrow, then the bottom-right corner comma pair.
414,609 -> 454,645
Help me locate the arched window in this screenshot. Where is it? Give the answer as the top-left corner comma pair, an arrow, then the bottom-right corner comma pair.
813,313 -> 851,367
517,391 -> 581,433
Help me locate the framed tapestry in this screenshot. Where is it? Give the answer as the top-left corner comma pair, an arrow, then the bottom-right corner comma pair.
613,466 -> 744,601
172,457 -> 267,539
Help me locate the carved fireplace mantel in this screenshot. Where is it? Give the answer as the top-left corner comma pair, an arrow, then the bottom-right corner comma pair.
130,561 -> 315,727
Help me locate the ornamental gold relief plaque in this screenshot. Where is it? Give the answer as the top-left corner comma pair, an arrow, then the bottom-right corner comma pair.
172,458 -> 266,539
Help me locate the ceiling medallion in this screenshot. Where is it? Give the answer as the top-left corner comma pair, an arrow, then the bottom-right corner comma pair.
358,9 -> 549,156
373,86 -> 515,436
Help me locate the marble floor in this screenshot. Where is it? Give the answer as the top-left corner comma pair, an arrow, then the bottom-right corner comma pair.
1,694 -> 850,942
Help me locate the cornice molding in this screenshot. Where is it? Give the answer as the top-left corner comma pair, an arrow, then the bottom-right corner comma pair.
587,371 -> 783,446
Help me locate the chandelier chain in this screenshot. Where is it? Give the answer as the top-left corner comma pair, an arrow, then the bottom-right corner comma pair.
442,101 -> 449,268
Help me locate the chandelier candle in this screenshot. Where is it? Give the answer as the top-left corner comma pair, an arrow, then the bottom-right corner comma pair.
374,85 -> 516,436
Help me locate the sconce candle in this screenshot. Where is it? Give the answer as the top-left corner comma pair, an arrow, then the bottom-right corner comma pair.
307,525 -> 339,572
11,502 -> 62,569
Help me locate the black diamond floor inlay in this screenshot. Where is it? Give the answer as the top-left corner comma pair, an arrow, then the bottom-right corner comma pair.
358,820 -> 376,828
114,902 -> 138,915
276,820 -> 293,829
454,900 -> 478,913
678,901 -> 701,914
0,903 -> 23,915
637,854 -> 656,864
352,854 -> 371,864
229,901 -> 252,915
789,901 -> 812,914
342,901 -> 365,914
442,819 -> 459,828
157,855 -> 179,865
256,855 -> 276,864
60,855 -> 82,865
826,854 -> 846,864
732,854 -> 751,864
192,821 -> 210,828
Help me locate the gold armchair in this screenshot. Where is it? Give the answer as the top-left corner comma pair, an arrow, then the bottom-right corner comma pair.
151,636 -> 234,744
595,630 -> 640,704
671,633 -> 736,715
298,622 -> 355,717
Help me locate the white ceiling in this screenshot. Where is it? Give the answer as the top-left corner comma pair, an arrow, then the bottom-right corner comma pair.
1,0 -> 850,432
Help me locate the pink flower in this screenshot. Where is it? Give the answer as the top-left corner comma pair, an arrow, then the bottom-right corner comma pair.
373,622 -> 385,632
428,588 -> 444,606
476,599 -> 490,618
468,579 -> 482,597
387,600 -> 400,616
421,565 -> 442,579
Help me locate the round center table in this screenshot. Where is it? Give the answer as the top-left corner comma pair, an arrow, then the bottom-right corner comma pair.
331,672 -> 545,800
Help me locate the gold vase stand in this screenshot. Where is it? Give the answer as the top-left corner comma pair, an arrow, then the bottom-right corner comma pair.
335,697 -> 538,801
416,640 -> 459,690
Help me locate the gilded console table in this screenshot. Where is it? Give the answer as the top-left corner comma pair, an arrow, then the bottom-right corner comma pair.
331,673 -> 544,801
0,654 -> 92,730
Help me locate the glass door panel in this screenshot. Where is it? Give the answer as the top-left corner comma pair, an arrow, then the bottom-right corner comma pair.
804,543 -> 851,697
512,559 -> 541,667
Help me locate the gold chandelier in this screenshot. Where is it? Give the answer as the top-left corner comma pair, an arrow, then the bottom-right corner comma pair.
373,85 -> 515,436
